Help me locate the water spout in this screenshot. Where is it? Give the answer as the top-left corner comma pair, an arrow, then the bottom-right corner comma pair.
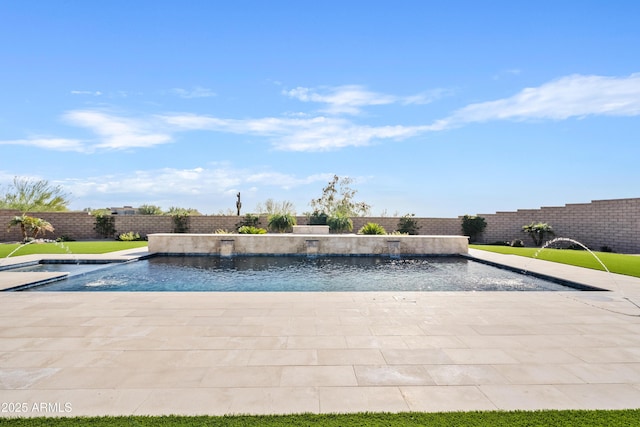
5,239 -> 38,258
220,240 -> 235,258
387,240 -> 401,259
305,240 -> 319,258
534,237 -> 610,273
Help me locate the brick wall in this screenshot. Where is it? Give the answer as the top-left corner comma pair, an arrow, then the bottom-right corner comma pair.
476,198 -> 640,253
2,197 -> 638,253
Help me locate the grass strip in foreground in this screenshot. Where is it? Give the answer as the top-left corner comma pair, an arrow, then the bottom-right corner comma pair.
470,245 -> 640,278
0,241 -> 148,257
1,410 -> 640,426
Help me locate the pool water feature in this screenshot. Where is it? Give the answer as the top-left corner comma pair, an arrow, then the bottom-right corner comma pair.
23,255 -> 583,292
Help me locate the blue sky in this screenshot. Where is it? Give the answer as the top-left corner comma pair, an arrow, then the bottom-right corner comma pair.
1,1 -> 639,217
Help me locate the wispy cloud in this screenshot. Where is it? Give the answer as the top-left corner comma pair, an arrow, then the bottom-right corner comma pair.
0,138 -> 86,152
283,85 -> 443,115
63,166 -> 333,209
10,74 -> 640,155
172,86 -> 217,99
70,90 -> 103,96
63,110 -> 172,150
163,113 -> 434,151
492,68 -> 522,80
442,73 -> 640,127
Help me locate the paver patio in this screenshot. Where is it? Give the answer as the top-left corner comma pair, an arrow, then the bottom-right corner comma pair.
1,248 -> 639,416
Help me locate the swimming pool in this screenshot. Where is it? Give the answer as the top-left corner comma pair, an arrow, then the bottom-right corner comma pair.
23,255 -> 580,292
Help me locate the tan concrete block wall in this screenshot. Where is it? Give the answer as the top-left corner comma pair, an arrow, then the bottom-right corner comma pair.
2,197 -> 638,253
477,198 -> 640,253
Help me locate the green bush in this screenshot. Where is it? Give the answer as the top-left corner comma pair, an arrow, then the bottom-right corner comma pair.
327,214 -> 353,233
171,213 -> 190,233
307,210 -> 328,225
235,213 -> 261,230
267,213 -> 297,233
461,215 -> 487,243
511,239 -> 525,247
237,226 -> 267,234
117,231 -> 143,241
93,213 -> 116,238
358,222 -> 387,235
396,213 -> 420,235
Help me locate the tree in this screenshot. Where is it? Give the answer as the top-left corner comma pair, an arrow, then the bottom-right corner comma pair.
7,215 -> 54,241
0,177 -> 70,214
138,204 -> 164,215
27,217 -> 54,239
166,206 -> 201,216
256,199 -> 296,215
309,175 -> 371,217
522,222 -> 555,247
461,215 -> 487,243
7,216 -> 28,240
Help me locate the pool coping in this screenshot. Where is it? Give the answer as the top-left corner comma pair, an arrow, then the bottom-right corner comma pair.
1,248 -> 640,416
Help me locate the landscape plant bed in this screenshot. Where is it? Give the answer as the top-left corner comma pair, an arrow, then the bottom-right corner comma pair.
471,245 -> 640,278
1,410 -> 640,426
0,241 -> 148,257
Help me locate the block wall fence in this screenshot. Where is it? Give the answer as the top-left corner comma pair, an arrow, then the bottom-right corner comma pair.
1,197 -> 638,253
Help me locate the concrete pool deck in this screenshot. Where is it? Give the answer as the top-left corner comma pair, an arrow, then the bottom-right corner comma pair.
1,248 -> 639,416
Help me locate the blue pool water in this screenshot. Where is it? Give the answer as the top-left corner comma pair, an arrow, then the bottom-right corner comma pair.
24,256 -> 578,292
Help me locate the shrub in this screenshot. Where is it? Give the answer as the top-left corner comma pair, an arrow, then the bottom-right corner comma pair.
237,226 -> 267,234
235,213 -> 261,230
117,231 -> 143,241
461,215 -> 487,243
214,229 -> 232,234
510,239 -> 525,247
171,213 -> 190,233
93,213 -> 116,238
268,213 -> 297,233
396,213 -> 420,235
327,214 -> 353,233
358,222 -> 387,235
307,210 -> 328,225
56,235 -> 76,242
600,246 -> 614,253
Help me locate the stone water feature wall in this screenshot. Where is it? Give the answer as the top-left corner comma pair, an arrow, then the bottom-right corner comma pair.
2,197 -> 638,253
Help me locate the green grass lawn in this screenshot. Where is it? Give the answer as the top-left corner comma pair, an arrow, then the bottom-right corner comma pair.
1,411 -> 640,427
470,245 -> 640,278
0,241 -> 148,257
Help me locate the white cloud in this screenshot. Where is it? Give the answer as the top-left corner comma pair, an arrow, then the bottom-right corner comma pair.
64,166 -> 333,209
0,138 -> 86,152
63,110 -> 172,150
172,86 -> 217,98
443,73 -> 640,126
283,85 -> 443,115
70,90 -> 102,96
163,113 -> 434,151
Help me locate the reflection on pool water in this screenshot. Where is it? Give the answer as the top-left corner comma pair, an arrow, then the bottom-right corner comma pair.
24,256 -> 579,292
